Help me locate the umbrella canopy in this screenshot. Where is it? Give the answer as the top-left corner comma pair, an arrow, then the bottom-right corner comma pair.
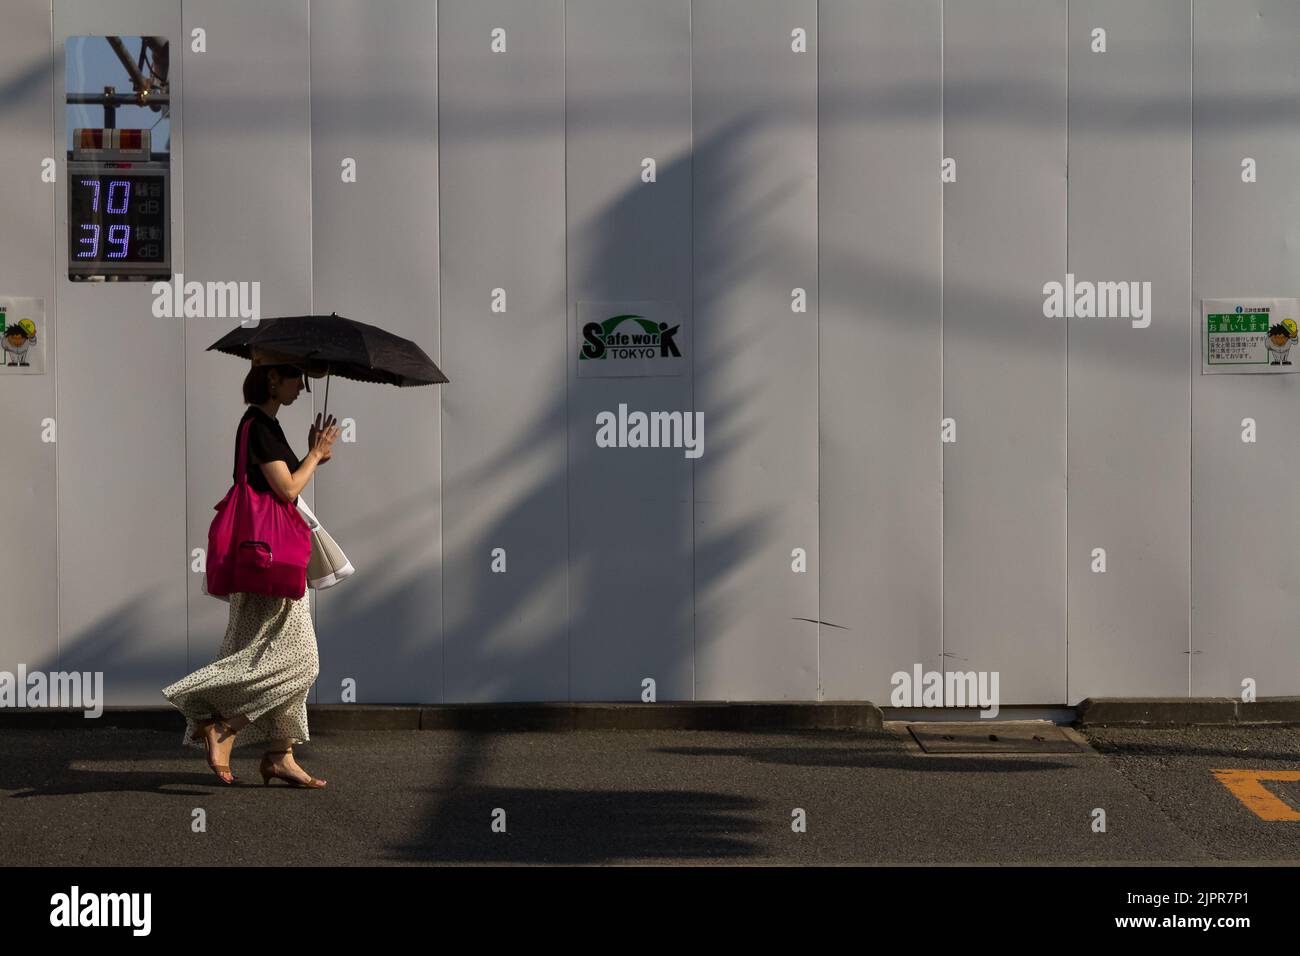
207,313 -> 448,387
207,313 -> 448,419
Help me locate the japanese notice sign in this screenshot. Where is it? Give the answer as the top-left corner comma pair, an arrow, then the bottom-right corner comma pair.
1202,298 -> 1299,374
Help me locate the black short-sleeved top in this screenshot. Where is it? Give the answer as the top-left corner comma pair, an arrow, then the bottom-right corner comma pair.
234,406 -> 301,504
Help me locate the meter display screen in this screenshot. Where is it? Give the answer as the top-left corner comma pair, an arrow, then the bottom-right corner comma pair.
67,170 -> 168,274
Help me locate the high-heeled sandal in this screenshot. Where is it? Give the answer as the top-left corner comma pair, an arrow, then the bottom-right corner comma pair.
259,748 -> 326,789
192,718 -> 237,784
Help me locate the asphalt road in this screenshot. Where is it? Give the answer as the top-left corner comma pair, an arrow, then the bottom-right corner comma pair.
2,721 -> 1298,865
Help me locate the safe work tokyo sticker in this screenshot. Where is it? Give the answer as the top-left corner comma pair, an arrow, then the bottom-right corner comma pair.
577,300 -> 686,378
0,297 -> 46,375
1202,298 -> 1299,374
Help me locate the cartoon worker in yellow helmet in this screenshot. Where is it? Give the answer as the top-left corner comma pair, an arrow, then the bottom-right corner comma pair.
1266,318 -> 1297,366
2,317 -> 37,367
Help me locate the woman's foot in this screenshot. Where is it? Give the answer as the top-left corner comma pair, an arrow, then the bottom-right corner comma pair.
263,749 -> 326,788
200,719 -> 238,783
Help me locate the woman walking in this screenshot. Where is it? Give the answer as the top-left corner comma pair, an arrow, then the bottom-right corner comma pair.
163,358 -> 341,787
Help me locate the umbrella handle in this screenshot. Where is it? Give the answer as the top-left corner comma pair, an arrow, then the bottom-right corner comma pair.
311,368 -> 333,460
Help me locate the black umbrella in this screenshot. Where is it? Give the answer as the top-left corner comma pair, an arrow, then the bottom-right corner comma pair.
207,313 -> 448,419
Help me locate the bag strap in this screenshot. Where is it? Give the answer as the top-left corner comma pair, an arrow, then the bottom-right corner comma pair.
235,417 -> 253,486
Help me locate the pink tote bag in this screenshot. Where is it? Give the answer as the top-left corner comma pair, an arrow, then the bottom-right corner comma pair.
206,417 -> 311,599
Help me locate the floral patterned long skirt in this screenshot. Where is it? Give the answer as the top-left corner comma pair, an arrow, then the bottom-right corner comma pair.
162,590 -> 318,750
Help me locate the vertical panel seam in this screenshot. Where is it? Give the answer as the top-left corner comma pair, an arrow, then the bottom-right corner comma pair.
50,0 -> 60,671
815,0 -> 820,701
181,0 -> 190,675
438,0 -> 446,704
1063,0 -> 1070,704
688,0 -> 696,702
564,0 -> 572,702
939,0 -> 945,679
305,0 -> 315,704
1190,0 -> 1196,697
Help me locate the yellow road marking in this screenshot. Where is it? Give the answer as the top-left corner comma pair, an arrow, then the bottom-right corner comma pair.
1212,770 -> 1300,821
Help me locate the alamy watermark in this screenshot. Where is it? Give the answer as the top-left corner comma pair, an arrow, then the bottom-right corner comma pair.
50,886 -> 150,935
890,664 -> 1000,718
1042,273 -> 1151,328
595,403 -> 704,458
0,665 -> 103,717
151,272 -> 261,326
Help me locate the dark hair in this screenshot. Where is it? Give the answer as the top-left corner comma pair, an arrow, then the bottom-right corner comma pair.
242,363 -> 303,404
1269,323 -> 1289,337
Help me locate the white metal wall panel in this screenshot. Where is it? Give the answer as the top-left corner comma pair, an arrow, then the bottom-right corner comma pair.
942,0 -> 1068,704
0,1 -> 58,682
567,0 -> 694,699
310,0 -> 444,702
1066,0 -> 1191,702
55,0 -> 187,704
693,0 -> 820,699
1191,0 -> 1300,697
818,0 -> 943,701
181,0 -> 312,694
438,0 -> 567,701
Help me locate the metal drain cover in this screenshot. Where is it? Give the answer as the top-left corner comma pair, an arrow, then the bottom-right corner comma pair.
907,721 -> 1084,754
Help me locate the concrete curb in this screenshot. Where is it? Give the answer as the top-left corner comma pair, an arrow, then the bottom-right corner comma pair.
7,698 -> 1297,730
1076,696 -> 1300,727
0,701 -> 884,732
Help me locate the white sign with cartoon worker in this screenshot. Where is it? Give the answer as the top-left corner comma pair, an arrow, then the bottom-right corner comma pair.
1202,297 -> 1299,374
0,297 -> 45,375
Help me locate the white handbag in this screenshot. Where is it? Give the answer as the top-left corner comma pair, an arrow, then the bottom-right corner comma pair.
297,497 -> 355,590
200,497 -> 354,601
